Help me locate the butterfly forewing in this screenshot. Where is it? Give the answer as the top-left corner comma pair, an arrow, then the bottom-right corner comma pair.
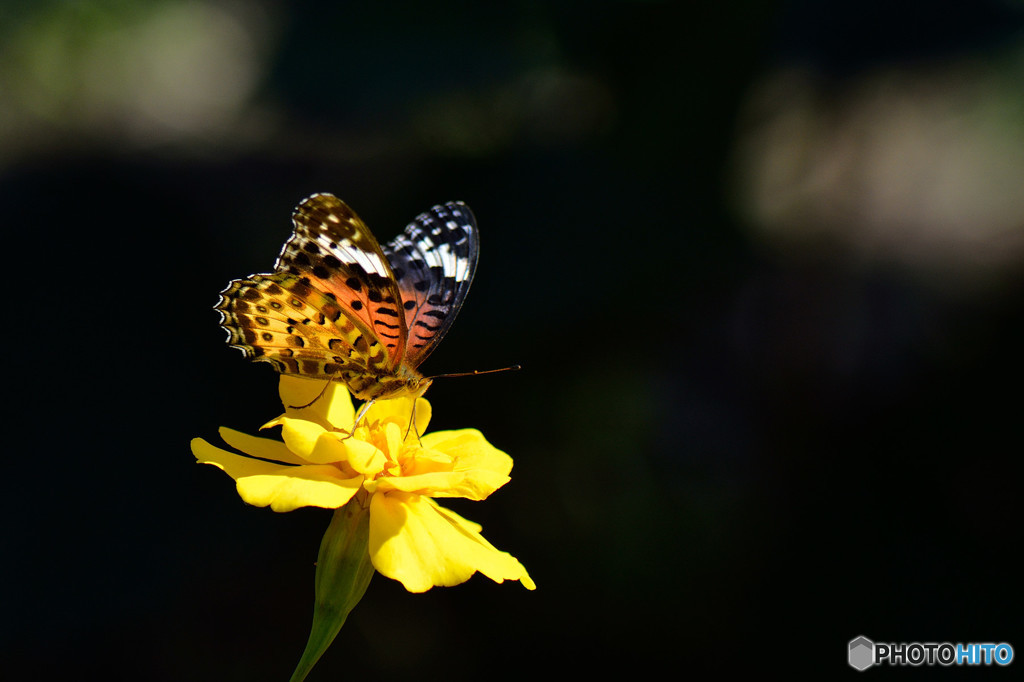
382,201 -> 479,366
279,194 -> 409,364
216,193 -> 479,402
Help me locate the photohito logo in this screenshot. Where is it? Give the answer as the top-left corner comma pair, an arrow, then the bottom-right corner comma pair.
848,635 -> 1014,670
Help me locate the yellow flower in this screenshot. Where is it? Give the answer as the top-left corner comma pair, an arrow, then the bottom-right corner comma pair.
190,375 -> 535,593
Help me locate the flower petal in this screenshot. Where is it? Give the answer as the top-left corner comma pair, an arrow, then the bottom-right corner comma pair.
218,427 -> 306,465
273,417 -> 352,465
271,416 -> 326,459
237,465 -> 363,512
384,422 -> 404,459
368,491 -> 535,592
421,429 -> 513,478
343,437 -> 387,475
371,469 -> 510,500
365,396 -> 431,436
192,437 -> 292,479
279,375 -> 355,429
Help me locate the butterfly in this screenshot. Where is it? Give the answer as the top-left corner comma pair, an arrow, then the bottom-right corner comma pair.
216,193 -> 478,405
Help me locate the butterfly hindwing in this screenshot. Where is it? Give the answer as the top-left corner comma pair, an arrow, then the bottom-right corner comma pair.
217,272 -> 384,380
381,201 -> 479,366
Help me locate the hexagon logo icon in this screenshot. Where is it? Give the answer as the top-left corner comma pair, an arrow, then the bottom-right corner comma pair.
849,636 -> 875,671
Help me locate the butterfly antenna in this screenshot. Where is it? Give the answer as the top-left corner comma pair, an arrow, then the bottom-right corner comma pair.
287,379 -> 333,410
426,364 -> 522,380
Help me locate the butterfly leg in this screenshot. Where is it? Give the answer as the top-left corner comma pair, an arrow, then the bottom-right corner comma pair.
287,379 -> 333,410
353,399 -> 375,428
404,398 -> 424,446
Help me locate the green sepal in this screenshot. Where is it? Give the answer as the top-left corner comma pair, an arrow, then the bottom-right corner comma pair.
290,501 -> 375,682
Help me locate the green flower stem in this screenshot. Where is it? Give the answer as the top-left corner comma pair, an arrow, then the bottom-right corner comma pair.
290,500 -> 375,682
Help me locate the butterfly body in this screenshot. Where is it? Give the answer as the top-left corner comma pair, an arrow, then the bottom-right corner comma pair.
217,194 -> 477,401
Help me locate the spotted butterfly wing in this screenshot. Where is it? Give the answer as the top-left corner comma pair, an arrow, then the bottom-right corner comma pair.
381,201 -> 479,366
216,193 -> 479,401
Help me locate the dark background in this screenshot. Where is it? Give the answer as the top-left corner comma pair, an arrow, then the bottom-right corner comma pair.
3,1 -> 1022,678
